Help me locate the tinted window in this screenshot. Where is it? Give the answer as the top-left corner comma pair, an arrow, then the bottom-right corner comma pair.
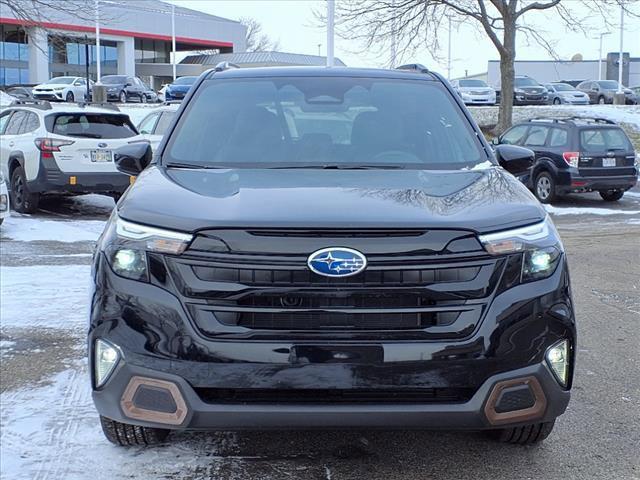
173,76 -> 197,85
596,81 -> 619,89
154,111 -> 175,136
549,128 -> 568,147
524,126 -> 549,146
167,77 -> 485,169
551,83 -> 574,92
580,128 -> 632,152
0,111 -> 12,134
101,76 -> 127,84
48,114 -> 137,139
138,112 -> 160,134
21,112 -> 39,134
515,77 -> 539,87
4,111 -> 27,135
500,125 -> 528,145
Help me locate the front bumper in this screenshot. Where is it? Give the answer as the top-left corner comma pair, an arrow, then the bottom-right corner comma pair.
26,155 -> 133,194
33,91 -> 64,101
514,96 -> 548,105
89,249 -> 576,431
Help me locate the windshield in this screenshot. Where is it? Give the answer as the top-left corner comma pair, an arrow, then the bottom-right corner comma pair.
551,83 -> 574,92
515,77 -> 540,87
48,77 -> 75,85
459,79 -> 487,87
47,113 -> 137,139
597,80 -> 619,89
173,76 -> 197,85
101,76 -> 127,85
165,76 -> 486,170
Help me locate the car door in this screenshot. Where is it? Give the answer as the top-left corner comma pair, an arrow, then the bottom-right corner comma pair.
0,110 -> 15,179
125,77 -> 137,100
73,78 -> 87,101
522,125 -> 550,159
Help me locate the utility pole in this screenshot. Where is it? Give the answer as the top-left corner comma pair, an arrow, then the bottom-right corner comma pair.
598,31 -> 610,80
84,35 -> 90,99
390,0 -> 396,68
95,0 -> 101,82
171,3 -> 177,81
326,0 -> 335,67
617,4 -> 624,93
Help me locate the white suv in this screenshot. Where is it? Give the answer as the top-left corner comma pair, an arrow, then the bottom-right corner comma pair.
32,76 -> 93,103
136,103 -> 179,151
0,101 -> 142,213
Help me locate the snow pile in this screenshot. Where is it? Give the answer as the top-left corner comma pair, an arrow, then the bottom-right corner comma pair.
1,216 -> 106,242
545,205 -> 640,216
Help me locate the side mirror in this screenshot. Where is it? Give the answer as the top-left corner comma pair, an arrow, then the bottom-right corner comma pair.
114,142 -> 152,176
126,82 -> 133,87
491,137 -> 500,146
592,86 -> 599,91
494,144 -> 534,175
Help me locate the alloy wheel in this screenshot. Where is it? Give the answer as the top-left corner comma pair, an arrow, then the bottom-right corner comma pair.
536,176 -> 551,200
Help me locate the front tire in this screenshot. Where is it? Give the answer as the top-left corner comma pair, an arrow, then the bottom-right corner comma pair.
100,416 -> 170,446
66,91 -> 75,103
487,421 -> 555,445
10,166 -> 40,214
534,171 -> 557,204
553,97 -> 561,105
140,94 -> 147,103
119,91 -> 127,103
599,190 -> 624,202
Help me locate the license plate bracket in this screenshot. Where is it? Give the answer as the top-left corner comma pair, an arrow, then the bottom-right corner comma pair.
91,150 -> 113,162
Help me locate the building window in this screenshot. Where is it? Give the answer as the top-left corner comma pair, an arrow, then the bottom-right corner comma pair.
0,25 -> 28,62
134,38 -> 170,63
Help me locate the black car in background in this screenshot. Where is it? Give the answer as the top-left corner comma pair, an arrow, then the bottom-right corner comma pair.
101,75 -> 149,103
576,80 -> 636,105
496,117 -> 638,203
90,65 -> 575,448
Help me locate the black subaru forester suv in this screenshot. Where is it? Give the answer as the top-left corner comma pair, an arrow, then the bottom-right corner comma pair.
90,65 -> 576,447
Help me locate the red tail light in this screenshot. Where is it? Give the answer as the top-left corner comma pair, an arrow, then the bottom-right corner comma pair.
562,151 -> 579,168
35,138 -> 75,159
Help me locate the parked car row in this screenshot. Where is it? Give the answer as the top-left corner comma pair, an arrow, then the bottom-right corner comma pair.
494,116 -> 638,203
453,74 -> 639,106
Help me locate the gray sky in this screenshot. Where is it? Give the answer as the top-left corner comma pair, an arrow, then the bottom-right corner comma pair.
169,0 -> 639,78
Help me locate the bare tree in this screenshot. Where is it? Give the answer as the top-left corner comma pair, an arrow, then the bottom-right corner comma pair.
328,0 -> 638,133
240,16 -> 280,52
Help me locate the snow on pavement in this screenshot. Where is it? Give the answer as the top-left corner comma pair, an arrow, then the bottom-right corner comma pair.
545,205 -> 640,216
0,265 -> 91,329
1,215 -> 106,242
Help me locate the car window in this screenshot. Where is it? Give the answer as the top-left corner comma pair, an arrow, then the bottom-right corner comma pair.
166,77 -> 486,169
548,128 -> 568,147
138,112 -> 160,134
75,78 -> 86,86
20,112 -> 40,134
523,126 -> 549,147
47,113 -> 137,139
0,111 -> 13,134
4,111 -> 27,135
580,128 -> 632,152
154,111 -> 175,136
500,125 -> 528,145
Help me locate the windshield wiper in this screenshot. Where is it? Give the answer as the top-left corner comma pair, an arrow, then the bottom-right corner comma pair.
271,164 -> 406,170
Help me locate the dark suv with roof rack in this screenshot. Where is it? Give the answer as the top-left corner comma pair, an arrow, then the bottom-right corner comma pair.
89,65 -> 576,448
496,116 -> 638,202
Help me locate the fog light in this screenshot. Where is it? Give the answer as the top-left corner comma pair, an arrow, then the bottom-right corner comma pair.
546,340 -> 569,387
95,339 -> 120,388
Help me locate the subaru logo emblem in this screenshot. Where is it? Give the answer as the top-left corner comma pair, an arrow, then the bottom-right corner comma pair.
307,247 -> 367,277
98,142 -> 108,148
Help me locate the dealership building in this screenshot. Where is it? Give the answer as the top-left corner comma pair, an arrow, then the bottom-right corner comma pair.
0,0 -> 246,88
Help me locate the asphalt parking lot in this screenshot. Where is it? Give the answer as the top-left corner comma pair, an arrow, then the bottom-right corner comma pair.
1,191 -> 639,480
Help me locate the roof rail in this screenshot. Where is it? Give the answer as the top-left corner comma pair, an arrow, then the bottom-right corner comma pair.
527,116 -> 616,125
9,99 -> 52,110
214,61 -> 240,72
395,63 -> 430,73
527,117 -> 570,123
76,101 -> 120,112
567,116 -> 616,125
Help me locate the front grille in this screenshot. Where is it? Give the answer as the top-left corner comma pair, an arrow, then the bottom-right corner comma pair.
166,228 -> 501,341
195,387 -> 474,404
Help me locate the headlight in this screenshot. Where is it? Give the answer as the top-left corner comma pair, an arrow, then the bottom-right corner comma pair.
514,88 -> 525,94
100,214 -> 193,281
479,217 -> 563,282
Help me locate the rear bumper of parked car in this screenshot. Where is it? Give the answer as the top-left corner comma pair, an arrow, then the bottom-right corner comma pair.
90,252 -> 575,431
556,170 -> 638,193
27,156 -> 133,194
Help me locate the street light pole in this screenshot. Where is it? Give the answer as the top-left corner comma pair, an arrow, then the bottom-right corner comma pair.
326,0 -> 335,67
598,31 -> 610,81
447,17 -> 452,80
171,4 -> 176,81
617,4 -> 624,94
95,0 -> 101,82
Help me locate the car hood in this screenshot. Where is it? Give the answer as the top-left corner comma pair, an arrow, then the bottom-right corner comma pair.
118,166 -> 545,234
167,84 -> 191,92
34,83 -> 69,89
